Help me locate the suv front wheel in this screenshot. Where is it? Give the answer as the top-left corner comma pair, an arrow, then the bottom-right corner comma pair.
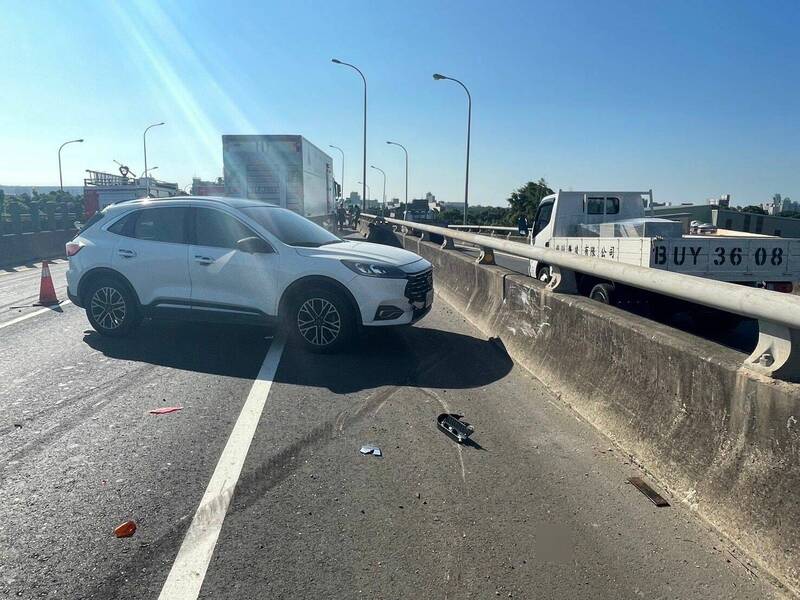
85,277 -> 140,337
287,286 -> 355,353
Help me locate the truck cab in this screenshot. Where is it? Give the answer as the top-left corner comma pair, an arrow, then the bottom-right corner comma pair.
528,190 -> 652,280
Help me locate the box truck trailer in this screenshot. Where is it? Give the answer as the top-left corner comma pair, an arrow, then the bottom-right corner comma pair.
222,135 -> 335,224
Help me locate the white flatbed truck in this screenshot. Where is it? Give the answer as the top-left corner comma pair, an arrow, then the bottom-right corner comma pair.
528,191 -> 799,311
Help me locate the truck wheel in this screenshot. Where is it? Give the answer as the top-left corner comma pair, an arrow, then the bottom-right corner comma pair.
288,286 -> 355,353
84,277 -> 141,337
589,282 -> 615,305
536,265 -> 551,283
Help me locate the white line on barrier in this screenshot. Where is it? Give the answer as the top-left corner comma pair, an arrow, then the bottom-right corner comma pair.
0,300 -> 72,330
157,333 -> 286,600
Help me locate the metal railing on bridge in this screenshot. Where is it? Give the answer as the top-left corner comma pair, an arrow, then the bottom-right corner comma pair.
359,213 -> 800,382
447,223 -> 524,240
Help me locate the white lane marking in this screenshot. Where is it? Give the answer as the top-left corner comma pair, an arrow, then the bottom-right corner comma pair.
157,333 -> 286,600
0,300 -> 72,330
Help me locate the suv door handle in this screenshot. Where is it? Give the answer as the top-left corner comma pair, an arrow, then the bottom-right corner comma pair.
118,249 -> 137,258
194,255 -> 214,265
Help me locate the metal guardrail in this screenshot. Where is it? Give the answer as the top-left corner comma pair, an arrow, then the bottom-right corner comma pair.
448,224 -> 524,240
360,213 -> 800,382
448,224 -> 517,232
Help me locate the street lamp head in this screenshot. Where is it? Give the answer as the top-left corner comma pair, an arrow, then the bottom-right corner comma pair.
76,139 -> 84,143
157,121 -> 165,126
331,58 -> 342,64
433,73 -> 447,80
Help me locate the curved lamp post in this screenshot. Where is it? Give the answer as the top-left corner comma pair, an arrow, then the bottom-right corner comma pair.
433,73 -> 471,224
58,138 -> 84,191
328,144 -> 345,205
370,165 -> 387,217
143,122 -> 165,196
332,59 -> 367,211
386,141 -> 408,209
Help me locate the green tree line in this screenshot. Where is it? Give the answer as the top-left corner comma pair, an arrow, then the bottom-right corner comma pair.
1,190 -> 84,218
438,178 -> 554,226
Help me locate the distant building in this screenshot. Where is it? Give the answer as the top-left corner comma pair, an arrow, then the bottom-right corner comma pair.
425,192 -> 436,204
654,204 -> 800,238
708,194 -> 730,208
347,191 -> 361,205
780,196 -> 797,213
191,177 -> 224,196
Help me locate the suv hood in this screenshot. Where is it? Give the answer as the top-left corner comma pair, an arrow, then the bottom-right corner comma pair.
295,240 -> 424,268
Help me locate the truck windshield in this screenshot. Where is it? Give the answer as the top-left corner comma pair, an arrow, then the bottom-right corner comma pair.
241,206 -> 342,247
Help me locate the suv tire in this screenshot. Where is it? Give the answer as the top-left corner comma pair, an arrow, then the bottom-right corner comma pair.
287,286 -> 355,353
84,276 -> 141,337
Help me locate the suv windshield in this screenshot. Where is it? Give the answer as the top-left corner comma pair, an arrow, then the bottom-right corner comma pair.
241,206 -> 341,247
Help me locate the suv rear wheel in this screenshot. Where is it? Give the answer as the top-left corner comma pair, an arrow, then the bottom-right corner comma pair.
287,286 -> 355,353
85,277 -> 140,337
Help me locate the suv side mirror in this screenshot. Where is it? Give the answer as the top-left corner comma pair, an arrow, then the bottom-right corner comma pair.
236,236 -> 274,254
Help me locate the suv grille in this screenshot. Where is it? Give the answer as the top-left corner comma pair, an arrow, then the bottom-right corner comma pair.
405,269 -> 433,303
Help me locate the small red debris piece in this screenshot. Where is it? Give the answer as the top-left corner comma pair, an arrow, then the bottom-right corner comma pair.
114,520 -> 137,538
149,406 -> 183,415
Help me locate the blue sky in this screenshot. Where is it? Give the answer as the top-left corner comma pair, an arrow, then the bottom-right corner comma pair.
1,0 -> 797,206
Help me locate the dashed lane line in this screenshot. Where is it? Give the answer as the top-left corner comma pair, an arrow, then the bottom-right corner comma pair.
157,333 -> 286,600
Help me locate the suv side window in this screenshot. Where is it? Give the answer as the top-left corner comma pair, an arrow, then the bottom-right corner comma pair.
130,207 -> 189,244
194,208 -> 259,249
107,211 -> 137,236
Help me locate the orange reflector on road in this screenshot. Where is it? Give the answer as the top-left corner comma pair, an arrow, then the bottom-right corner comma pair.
114,520 -> 137,538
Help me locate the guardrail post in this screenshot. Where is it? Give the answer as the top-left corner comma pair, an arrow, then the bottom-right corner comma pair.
441,236 -> 455,249
477,246 -> 495,265
744,321 -> 800,381
420,231 -> 431,241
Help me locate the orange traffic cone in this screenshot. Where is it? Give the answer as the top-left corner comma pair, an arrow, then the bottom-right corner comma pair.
36,260 -> 59,306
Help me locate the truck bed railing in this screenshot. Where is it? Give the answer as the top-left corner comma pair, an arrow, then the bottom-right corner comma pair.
360,213 -> 800,382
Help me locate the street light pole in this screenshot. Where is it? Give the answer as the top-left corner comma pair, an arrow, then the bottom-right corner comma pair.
370,165 -> 387,217
143,122 -> 165,197
328,145 -> 345,205
433,73 -> 471,225
58,138 -> 84,191
386,141 -> 408,210
357,181 -> 370,206
331,59 -> 367,212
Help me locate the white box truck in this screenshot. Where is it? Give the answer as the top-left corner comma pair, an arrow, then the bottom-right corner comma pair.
528,190 -> 800,310
222,135 -> 335,224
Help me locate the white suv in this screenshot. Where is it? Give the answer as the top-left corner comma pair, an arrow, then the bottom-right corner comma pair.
66,197 -> 433,352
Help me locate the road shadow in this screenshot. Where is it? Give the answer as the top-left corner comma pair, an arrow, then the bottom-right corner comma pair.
276,324 -> 513,393
83,320 -> 270,379
82,319 -> 514,391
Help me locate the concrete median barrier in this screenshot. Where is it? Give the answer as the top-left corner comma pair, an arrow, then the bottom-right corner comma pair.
400,232 -> 800,596
0,229 -> 76,268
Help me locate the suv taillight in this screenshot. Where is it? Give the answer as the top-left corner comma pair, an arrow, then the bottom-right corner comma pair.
66,241 -> 83,257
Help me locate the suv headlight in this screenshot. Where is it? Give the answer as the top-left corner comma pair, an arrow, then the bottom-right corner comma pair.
342,260 -> 406,278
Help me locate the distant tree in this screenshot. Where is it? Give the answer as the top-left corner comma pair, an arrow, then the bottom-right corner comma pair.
779,210 -> 800,219
739,205 -> 767,215
506,178 -> 554,226
438,208 -> 462,223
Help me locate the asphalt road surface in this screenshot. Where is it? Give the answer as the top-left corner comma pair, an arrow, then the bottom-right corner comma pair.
0,261 -> 783,599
